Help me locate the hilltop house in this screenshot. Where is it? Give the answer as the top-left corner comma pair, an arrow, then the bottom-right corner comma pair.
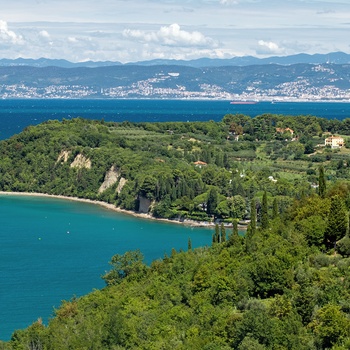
194,161 -> 207,168
276,127 -> 294,135
276,127 -> 297,141
325,135 -> 344,148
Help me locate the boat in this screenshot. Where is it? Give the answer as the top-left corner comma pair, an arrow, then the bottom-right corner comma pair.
230,100 -> 258,105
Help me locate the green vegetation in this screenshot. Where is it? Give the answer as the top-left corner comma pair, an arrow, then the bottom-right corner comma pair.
1,114 -> 350,224
2,114 -> 350,349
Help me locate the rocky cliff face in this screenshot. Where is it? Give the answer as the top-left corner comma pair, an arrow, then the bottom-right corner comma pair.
116,177 -> 127,194
56,150 -> 71,163
70,154 -> 92,169
98,166 -> 120,194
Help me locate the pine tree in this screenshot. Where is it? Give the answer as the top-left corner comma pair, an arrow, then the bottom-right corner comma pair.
319,165 -> 326,198
261,191 -> 269,229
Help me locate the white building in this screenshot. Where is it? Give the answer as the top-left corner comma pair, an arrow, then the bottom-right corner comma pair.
324,135 -> 344,148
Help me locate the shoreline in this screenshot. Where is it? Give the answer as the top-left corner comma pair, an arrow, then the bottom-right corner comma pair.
0,191 -> 224,229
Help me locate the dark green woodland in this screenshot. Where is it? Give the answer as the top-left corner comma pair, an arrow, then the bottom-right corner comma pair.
1,113 -> 350,349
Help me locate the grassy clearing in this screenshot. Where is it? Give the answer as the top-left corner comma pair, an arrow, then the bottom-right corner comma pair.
109,127 -> 172,140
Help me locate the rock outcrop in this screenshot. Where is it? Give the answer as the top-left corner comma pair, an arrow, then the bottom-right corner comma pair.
98,166 -> 120,194
56,150 -> 71,163
70,154 -> 91,169
116,177 -> 127,194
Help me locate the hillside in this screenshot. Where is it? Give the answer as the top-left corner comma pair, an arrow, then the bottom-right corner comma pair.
1,115 -> 350,223
5,218 -> 350,349
0,63 -> 350,100
1,116 -> 350,348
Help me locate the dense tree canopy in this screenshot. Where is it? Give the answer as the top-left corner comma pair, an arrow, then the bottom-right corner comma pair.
1,114 -> 350,349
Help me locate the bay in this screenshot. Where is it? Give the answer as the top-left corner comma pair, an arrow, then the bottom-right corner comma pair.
0,98 -> 349,341
0,194 -> 212,340
0,99 -> 349,140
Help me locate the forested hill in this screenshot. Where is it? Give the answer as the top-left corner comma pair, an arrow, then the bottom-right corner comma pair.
1,114 -> 350,223
1,115 -> 350,348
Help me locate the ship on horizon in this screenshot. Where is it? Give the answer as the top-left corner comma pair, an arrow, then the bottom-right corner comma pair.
230,100 -> 259,105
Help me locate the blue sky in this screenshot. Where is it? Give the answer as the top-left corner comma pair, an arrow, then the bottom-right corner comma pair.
0,0 -> 349,62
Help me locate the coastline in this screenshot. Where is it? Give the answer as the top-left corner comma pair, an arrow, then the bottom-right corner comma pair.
0,191 -> 220,229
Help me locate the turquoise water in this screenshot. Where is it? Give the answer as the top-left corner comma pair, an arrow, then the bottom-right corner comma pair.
0,98 -> 349,340
0,195 -> 213,340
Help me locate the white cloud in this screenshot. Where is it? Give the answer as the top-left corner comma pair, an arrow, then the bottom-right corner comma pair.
0,0 -> 349,63
257,40 -> 285,55
39,30 -> 50,39
219,0 -> 239,5
123,23 -> 218,48
0,20 -> 23,45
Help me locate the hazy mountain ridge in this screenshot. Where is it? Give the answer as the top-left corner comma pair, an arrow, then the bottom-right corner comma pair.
0,61 -> 349,100
1,52 -> 349,68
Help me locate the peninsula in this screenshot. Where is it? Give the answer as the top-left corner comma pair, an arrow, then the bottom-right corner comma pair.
2,115 -> 350,348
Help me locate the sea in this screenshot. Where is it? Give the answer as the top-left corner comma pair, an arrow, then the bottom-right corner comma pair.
0,99 -> 349,341
0,99 -> 349,140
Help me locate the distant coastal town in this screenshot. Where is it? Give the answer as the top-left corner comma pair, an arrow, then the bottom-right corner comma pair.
1,62 -> 350,101
1,81 -> 350,101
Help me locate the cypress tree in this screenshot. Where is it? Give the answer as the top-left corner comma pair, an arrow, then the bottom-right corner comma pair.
229,219 -> 240,246
171,248 -> 177,258
250,198 -> 257,234
261,191 -> 269,229
224,153 -> 229,169
273,198 -> 279,219
213,224 -> 220,243
319,165 -> 326,198
245,224 -> 256,253
220,223 -> 226,242
232,218 -> 239,237
207,188 -> 218,217
324,195 -> 347,249
188,237 -> 192,251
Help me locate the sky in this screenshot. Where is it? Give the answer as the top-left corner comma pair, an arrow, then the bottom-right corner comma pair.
0,0 -> 349,63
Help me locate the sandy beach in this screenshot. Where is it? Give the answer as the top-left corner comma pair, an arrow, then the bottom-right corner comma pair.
0,191 -> 218,228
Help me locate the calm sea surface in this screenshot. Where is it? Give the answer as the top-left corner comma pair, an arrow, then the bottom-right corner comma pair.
0,99 -> 349,140
0,195 -> 213,340
0,99 -> 350,340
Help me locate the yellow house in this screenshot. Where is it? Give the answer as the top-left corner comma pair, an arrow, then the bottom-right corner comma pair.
325,135 -> 344,148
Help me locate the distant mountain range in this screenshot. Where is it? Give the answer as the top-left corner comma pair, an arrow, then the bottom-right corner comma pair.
0,53 -> 349,100
1,52 -> 350,68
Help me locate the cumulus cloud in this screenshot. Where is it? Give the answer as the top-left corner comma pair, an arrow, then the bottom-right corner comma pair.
39,30 -> 50,39
0,20 -> 23,44
256,40 -> 285,55
219,0 -> 239,5
123,23 -> 218,48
